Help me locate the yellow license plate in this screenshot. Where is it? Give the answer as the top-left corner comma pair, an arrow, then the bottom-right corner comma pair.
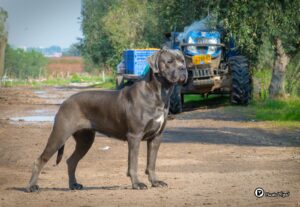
192,55 -> 211,65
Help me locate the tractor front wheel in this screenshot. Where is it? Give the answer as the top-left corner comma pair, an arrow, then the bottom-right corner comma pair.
169,85 -> 183,114
229,56 -> 251,105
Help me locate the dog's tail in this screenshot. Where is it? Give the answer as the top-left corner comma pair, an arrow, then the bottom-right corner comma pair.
56,145 -> 65,165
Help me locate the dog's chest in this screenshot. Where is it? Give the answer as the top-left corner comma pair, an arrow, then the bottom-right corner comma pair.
154,113 -> 165,132
143,108 -> 168,139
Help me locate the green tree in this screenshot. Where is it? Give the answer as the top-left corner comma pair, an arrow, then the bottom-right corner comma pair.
219,0 -> 299,98
155,0 -> 215,33
80,0 -> 116,71
102,0 -> 159,65
81,0 -> 161,70
62,43 -> 81,56
4,46 -> 48,79
266,1 -> 299,98
286,51 -> 300,96
0,7 -> 8,77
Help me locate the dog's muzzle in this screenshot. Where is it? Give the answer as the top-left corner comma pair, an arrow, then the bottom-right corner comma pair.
178,67 -> 188,84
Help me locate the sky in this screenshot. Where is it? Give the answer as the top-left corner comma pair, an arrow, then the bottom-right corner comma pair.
0,0 -> 82,48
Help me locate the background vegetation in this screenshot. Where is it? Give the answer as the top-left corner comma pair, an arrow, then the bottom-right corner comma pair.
4,46 -> 48,79
0,7 -> 8,77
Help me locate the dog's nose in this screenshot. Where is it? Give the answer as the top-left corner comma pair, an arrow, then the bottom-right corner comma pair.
179,67 -> 186,71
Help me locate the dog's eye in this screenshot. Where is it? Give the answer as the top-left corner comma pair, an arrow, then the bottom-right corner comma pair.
167,59 -> 173,64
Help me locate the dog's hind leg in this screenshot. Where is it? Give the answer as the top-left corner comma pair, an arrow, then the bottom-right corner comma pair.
67,129 -> 95,190
26,114 -> 77,192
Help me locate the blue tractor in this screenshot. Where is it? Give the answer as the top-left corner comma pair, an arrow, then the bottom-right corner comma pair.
116,19 -> 252,114
165,22 -> 251,113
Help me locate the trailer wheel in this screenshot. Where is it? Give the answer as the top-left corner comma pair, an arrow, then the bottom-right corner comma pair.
169,85 -> 182,114
229,56 -> 251,105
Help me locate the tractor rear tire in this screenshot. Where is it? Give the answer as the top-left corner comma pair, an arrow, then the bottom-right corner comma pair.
229,56 -> 251,105
169,85 -> 182,114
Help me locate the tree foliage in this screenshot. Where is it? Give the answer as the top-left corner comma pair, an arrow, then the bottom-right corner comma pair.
80,0 -> 116,70
286,51 -> 300,96
80,0 -> 299,92
0,7 -> 8,77
62,43 -> 81,56
220,0 -> 299,63
155,0 -> 215,32
4,46 -> 48,79
80,0 -> 215,70
104,1 -> 152,52
0,7 -> 7,37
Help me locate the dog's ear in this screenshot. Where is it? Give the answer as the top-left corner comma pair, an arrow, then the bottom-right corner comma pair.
147,51 -> 160,73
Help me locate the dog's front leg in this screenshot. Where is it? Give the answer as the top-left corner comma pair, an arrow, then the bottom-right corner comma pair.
146,135 -> 168,187
127,134 -> 147,190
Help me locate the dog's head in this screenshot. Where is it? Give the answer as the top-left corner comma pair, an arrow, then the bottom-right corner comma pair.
147,49 -> 187,85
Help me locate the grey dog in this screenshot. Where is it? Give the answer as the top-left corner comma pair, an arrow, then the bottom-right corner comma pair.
26,49 -> 187,192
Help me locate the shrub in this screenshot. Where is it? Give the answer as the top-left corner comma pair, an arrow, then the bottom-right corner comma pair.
4,45 -> 47,79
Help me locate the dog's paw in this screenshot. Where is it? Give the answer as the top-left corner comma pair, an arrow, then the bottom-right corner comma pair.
151,180 -> 168,188
26,184 -> 40,193
132,182 -> 148,190
69,183 -> 83,190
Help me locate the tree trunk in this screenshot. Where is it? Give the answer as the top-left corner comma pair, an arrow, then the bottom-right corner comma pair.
0,34 -> 7,77
269,38 -> 289,98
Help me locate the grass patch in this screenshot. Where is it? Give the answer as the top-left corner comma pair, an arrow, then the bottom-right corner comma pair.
184,94 -> 203,103
267,121 -> 300,128
70,74 -> 103,83
184,94 -> 230,108
252,97 -> 300,121
93,76 -> 115,89
252,69 -> 272,100
184,94 -> 229,103
1,74 -> 115,89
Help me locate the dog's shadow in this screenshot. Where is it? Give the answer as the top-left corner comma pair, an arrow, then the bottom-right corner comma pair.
7,185 -> 131,192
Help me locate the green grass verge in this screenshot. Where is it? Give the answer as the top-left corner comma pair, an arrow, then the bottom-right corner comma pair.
183,94 -> 230,107
252,97 -> 300,122
93,76 -> 115,89
1,74 -> 115,89
184,94 -> 300,124
184,94 -> 203,103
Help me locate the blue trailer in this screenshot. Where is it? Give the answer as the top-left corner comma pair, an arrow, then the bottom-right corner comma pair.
116,49 -> 159,89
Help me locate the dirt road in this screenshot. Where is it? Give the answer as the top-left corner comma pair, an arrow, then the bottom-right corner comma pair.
0,86 -> 299,207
